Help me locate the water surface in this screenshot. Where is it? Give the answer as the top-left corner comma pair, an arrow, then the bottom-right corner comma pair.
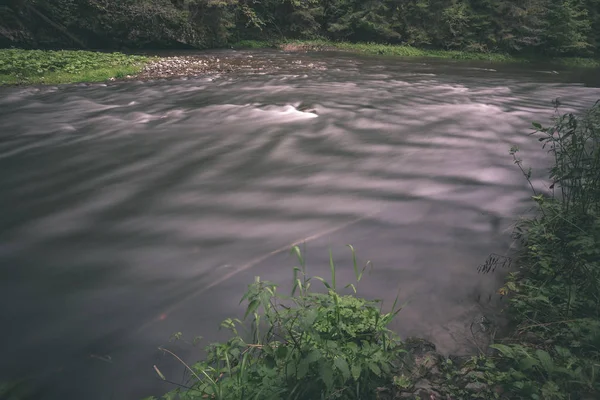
1,50 -> 599,399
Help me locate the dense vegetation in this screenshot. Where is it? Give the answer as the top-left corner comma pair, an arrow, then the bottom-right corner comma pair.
2,0 -> 600,57
0,49 -> 149,84
483,102 -> 600,399
148,102 -> 600,399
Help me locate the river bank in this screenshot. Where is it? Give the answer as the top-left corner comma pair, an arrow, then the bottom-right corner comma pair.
0,49 -> 327,85
0,49 -> 152,85
237,40 -> 600,68
2,43 -> 599,86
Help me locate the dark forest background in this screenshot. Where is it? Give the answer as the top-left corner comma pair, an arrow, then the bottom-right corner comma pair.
1,0 -> 599,56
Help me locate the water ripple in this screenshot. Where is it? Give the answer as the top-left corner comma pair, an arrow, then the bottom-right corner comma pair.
0,50 -> 599,399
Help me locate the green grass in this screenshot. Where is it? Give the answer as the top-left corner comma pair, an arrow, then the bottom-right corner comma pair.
232,39 -> 600,67
0,49 -> 151,85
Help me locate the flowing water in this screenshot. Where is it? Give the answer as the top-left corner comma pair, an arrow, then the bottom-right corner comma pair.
1,49 -> 599,399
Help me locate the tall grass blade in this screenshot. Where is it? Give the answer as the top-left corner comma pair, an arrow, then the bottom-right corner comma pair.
329,249 -> 336,291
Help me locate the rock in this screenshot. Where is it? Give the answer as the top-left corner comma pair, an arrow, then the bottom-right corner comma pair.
419,352 -> 440,368
414,385 -> 441,399
413,351 -> 442,379
410,380 -> 443,399
465,371 -> 485,381
405,337 -> 437,354
414,380 -> 432,391
448,354 -> 470,369
465,382 -> 487,393
376,387 -> 392,400
428,366 -> 442,379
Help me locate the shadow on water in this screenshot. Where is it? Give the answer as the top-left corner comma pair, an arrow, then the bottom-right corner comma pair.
0,50 -> 599,399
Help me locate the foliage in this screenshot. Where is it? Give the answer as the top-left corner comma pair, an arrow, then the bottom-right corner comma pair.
472,101 -> 600,399
0,49 -> 150,85
149,246 -> 406,400
2,0 -> 600,57
286,39 -> 516,61
0,49 -> 148,76
232,39 -> 599,67
231,40 -> 275,49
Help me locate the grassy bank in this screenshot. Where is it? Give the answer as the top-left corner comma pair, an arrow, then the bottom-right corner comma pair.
0,49 -> 151,85
233,39 -> 600,68
148,101 -> 600,399
2,41 -> 598,87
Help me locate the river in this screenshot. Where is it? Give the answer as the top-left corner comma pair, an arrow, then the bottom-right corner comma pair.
1,49 -> 599,399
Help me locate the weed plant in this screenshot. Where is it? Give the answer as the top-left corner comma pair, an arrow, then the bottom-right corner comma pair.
150,246 -> 405,400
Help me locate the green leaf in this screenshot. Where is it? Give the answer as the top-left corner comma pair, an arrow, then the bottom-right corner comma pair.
532,122 -> 542,129
554,346 -> 571,358
306,349 -> 321,364
329,250 -> 336,290
320,362 -> 334,391
535,349 -> 554,374
291,245 -> 304,266
244,300 -> 260,319
276,345 -> 289,361
345,283 -> 357,294
351,364 -> 361,381
519,357 -> 539,371
334,357 -> 350,380
368,362 -> 381,377
297,357 -> 310,379
314,276 -> 331,289
491,344 -> 516,359
265,355 -> 276,369
291,267 -> 301,296
293,278 -> 304,296
286,359 -> 298,376
303,309 -> 318,328
347,244 -> 365,282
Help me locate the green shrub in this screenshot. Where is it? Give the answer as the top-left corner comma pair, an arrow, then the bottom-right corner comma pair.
481,101 -> 600,399
150,246 -> 405,400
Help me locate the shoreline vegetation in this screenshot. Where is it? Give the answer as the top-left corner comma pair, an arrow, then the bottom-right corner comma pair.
145,102 -> 600,400
0,49 -> 151,85
1,41 -> 599,86
236,40 -> 600,68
